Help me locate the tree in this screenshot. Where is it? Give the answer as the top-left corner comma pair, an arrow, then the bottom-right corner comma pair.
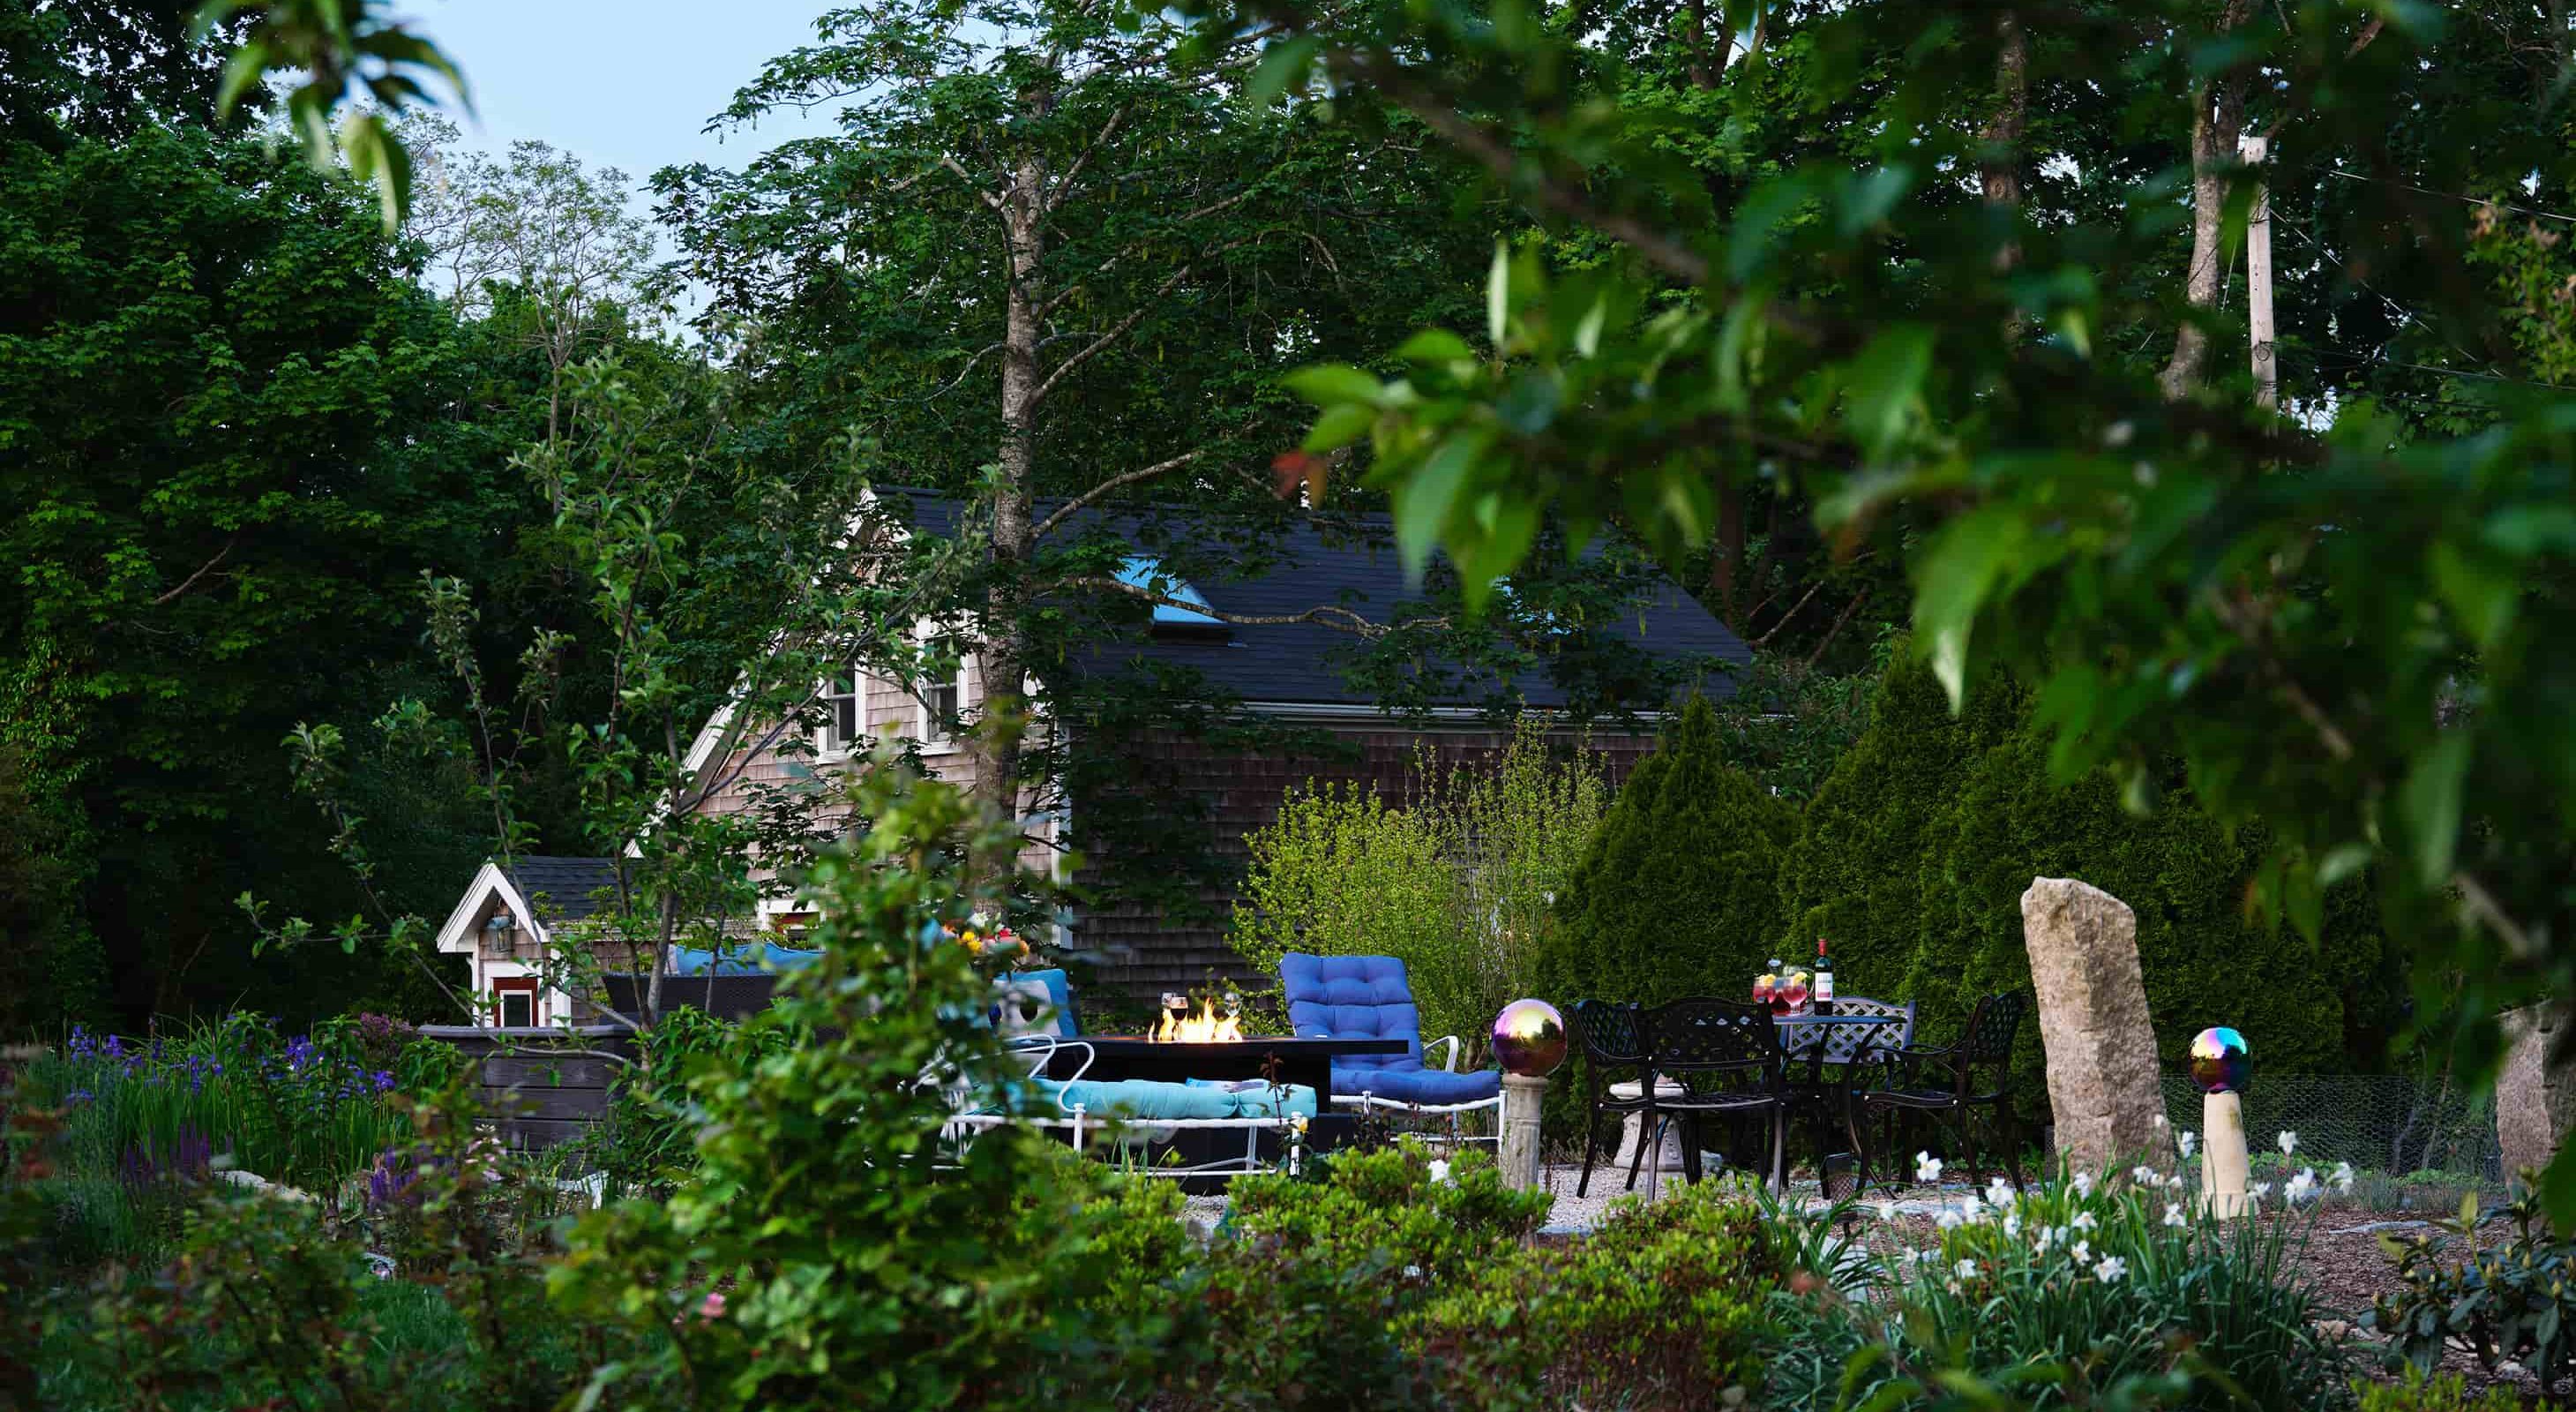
1531,695 -> 1797,1014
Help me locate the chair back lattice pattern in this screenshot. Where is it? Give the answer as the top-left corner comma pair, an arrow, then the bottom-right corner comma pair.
1960,991 -> 2029,1064
1572,999 -> 1649,1066
1645,998 -> 1782,1087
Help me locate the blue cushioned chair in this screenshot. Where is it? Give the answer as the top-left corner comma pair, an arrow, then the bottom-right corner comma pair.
1277,953 -> 1503,1119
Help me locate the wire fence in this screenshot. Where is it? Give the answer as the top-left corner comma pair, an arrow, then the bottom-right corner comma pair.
2155,1071 -> 2503,1183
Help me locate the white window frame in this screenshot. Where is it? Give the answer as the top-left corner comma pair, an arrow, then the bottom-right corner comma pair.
818,669 -> 863,759
918,639 -> 969,753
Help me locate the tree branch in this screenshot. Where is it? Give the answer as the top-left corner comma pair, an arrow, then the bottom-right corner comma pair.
1030,449 -> 1208,541
152,538 -> 236,606
1045,104 -> 1128,213
1028,238 -> 1256,410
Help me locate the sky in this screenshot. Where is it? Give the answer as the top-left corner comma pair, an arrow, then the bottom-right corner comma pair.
414,0 -> 846,184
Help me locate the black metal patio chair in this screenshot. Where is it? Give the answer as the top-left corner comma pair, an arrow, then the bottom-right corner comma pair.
1640,996 -> 1790,1192
1570,1000 -> 1657,1198
1855,989 -> 2029,1193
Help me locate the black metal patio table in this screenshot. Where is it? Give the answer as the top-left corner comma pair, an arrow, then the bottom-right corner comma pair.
1776,1015 -> 1908,1195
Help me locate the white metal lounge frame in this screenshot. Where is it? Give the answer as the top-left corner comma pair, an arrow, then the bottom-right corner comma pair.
940,1037 -> 1307,1178
1333,1032 -> 1504,1151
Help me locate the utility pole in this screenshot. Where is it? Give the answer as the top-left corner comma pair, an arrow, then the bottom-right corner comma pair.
2242,133 -> 2276,410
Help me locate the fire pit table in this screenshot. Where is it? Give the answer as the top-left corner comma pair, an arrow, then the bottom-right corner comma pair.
1033,1035 -> 1407,1095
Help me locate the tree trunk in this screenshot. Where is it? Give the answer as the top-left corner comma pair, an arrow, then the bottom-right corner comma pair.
1981,11 -> 2029,271
1709,477 -> 1747,630
980,112 -> 1052,839
2159,0 -> 2258,400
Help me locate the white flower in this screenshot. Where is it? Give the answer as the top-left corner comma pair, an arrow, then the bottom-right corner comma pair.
2002,1212 -> 2022,1239
1404,1263 -> 1424,1279
1428,1160 -> 1451,1183
1958,1194 -> 1986,1224
2072,1211 -> 2098,1231
2332,1161 -> 2355,1194
2071,1238 -> 2093,1266
2285,1168 -> 2318,1204
2094,1255 -> 2129,1283
2250,1181 -> 2272,1199
1936,1207 -> 1965,1230
2071,1171 -> 2096,1198
2162,1203 -> 2187,1228
2277,1130 -> 2299,1157
1986,1176 -> 2017,1208
2131,1165 -> 2160,1186
2177,1130 -> 2198,1160
1876,1200 -> 1900,1222
1955,1258 -> 1979,1280
2153,1112 -> 2167,1129
1916,1152 -> 1943,1183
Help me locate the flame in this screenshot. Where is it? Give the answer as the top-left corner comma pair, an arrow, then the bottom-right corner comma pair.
1154,996 -> 1243,1044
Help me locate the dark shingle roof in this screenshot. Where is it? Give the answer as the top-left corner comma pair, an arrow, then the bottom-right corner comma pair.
879,490 -> 1749,710
498,857 -> 626,923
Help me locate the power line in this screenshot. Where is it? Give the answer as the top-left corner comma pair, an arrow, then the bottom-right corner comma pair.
2307,164 -> 2576,228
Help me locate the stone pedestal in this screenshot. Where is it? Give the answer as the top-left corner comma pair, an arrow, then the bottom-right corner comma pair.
1611,1080 -> 1688,1172
2021,877 -> 2168,1177
1500,1073 -> 1547,1191
2201,1091 -> 2251,1219
2498,1003 -> 2576,1187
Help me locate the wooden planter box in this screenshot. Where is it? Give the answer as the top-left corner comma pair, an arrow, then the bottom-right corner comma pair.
418,1025 -> 637,1152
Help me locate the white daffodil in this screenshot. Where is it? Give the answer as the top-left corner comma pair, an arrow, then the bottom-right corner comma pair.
1936,1207 -> 1966,1230
1986,1176 -> 2017,1208
2071,1171 -> 2095,1198
2131,1165 -> 2160,1186
1955,1258 -> 1979,1280
2250,1181 -> 2272,1199
2277,1130 -> 2299,1157
2095,1255 -> 2129,1283
2177,1130 -> 2198,1159
2002,1212 -> 2022,1239
2287,1168 -> 2320,1204
1428,1160 -> 1451,1183
2162,1203 -> 2187,1228
1958,1194 -> 1986,1224
1916,1152 -> 1943,1183
2072,1211 -> 2098,1231
2332,1161 -> 2355,1194
2071,1238 -> 2093,1266
2153,1112 -> 2168,1129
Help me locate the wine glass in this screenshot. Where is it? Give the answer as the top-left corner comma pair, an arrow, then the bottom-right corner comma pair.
1753,973 -> 1775,1009
1780,973 -> 1810,1016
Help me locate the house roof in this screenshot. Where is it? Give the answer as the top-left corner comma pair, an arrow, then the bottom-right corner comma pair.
497,857 -> 625,922
880,489 -> 1750,712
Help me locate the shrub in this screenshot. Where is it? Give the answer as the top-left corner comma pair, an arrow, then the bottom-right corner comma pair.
1533,695 -> 1798,1012
1774,1172 -> 2353,1409
2371,1186 -> 2576,1396
1411,1177 -> 1777,1410
2354,1367 -> 2529,1412
545,756 -> 1177,1412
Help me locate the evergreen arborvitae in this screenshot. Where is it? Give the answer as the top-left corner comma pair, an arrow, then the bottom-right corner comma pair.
1534,696 -> 1798,1012
1772,653 -> 2022,1005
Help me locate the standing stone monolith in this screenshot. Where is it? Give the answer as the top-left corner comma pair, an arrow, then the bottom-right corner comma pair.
1499,1073 -> 1547,1191
2498,1003 -> 2576,1185
2021,877 -> 2169,1179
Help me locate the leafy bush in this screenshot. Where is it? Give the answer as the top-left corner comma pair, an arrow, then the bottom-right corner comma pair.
1232,718 -> 1607,1052
1533,695 -> 1797,1012
1770,1171 -> 2353,1409
1412,1177 -> 1776,1410
2370,1186 -> 2576,1395
546,756 -> 1177,1412
565,1004 -> 784,1201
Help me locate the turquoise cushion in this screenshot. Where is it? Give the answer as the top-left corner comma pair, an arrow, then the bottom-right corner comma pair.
1041,1078 -> 1236,1122
1186,1078 -> 1319,1118
1018,968 -> 1076,1037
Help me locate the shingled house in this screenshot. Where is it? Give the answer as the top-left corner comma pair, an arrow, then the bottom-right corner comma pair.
678,492 -> 1753,1005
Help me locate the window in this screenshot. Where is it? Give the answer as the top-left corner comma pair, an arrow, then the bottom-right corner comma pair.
493,977 -> 536,1028
921,639 -> 967,744
820,672 -> 861,754
1115,556 -> 1223,626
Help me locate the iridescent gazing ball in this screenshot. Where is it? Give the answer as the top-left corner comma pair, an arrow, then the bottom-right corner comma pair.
1492,999 -> 1568,1078
2189,1026 -> 2250,1094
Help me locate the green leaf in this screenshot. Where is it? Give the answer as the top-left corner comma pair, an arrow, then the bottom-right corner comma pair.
1393,431 -> 1490,578
1303,403 -> 1375,452
1486,243 -> 1513,349
1282,364 -> 1386,409
1911,507 -> 2029,710
1844,325 -> 1936,457
1390,328 -> 1475,364
1245,36 -> 1321,108
2396,732 -> 2471,889
2429,538 -> 2520,648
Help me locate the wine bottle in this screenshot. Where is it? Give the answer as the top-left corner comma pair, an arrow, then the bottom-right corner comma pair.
1813,937 -> 1835,1015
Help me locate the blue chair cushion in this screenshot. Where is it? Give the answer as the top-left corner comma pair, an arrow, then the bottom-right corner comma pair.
1042,1078 -> 1237,1122
1339,1066 -> 1501,1108
1186,1078 -> 1320,1119
670,942 -> 823,975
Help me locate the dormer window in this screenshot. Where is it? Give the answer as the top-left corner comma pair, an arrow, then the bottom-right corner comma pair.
1119,556 -> 1227,637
